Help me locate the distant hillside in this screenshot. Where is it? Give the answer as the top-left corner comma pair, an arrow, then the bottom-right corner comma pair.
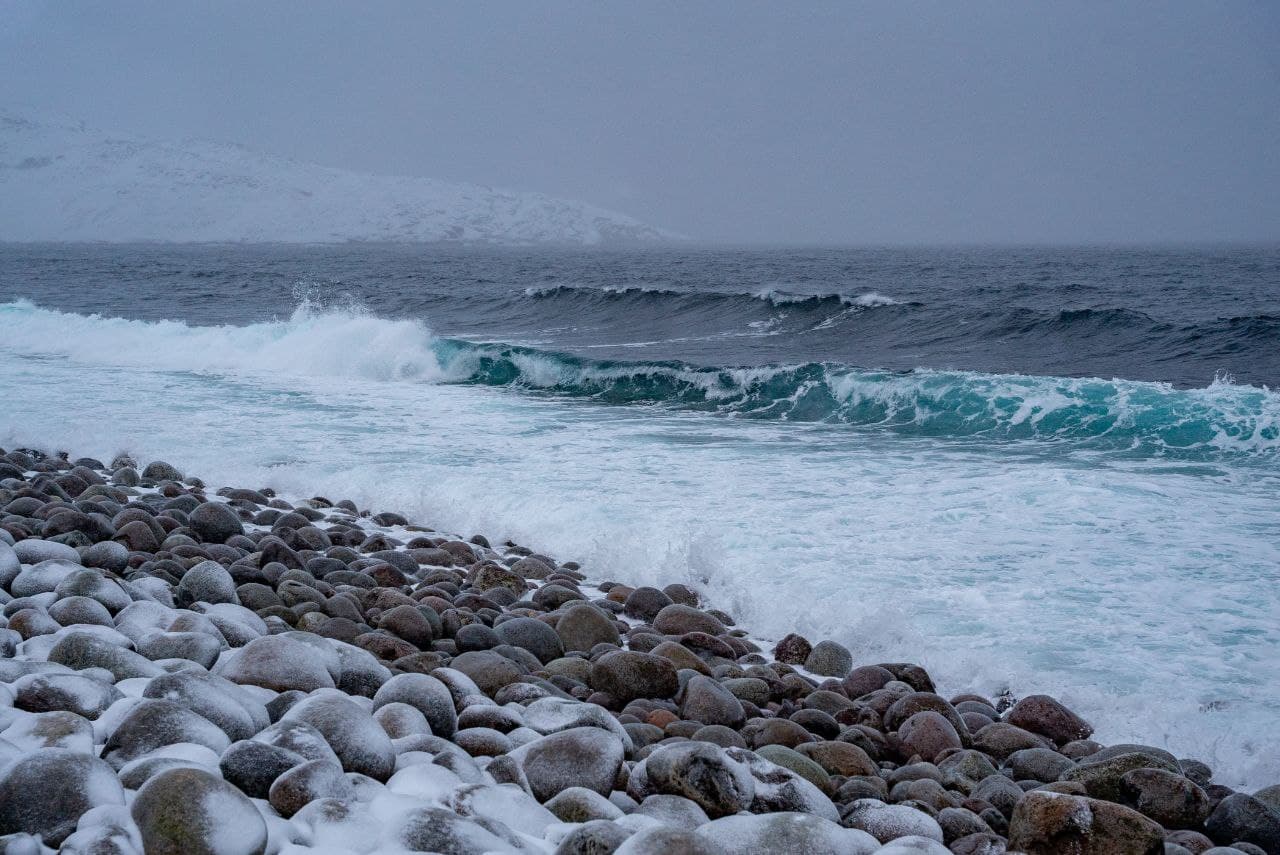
0,112 -> 677,245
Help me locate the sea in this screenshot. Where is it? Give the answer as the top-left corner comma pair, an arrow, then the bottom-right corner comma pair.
1,243 -> 1277,787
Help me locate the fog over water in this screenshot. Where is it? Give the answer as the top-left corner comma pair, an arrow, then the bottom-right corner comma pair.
2,1 -> 1277,243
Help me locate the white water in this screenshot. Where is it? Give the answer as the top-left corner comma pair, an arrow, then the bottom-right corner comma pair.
2,302 -> 1277,789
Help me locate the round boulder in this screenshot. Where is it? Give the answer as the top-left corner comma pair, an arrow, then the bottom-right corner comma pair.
132,767 -> 267,855
589,650 -> 679,704
188,501 -> 244,544
0,748 -> 125,846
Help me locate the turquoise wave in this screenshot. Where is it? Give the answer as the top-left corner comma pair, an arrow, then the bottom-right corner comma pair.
434,340 -> 1280,458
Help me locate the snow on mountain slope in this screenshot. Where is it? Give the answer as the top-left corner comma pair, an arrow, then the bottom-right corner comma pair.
0,111 -> 677,245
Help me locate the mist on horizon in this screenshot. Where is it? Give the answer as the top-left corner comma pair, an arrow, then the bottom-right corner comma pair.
1,0 -> 1278,245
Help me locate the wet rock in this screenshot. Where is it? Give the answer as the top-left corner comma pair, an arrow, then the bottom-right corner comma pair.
131,767 -> 267,855
493,616 -> 564,663
1121,768 -> 1211,829
176,560 -> 239,606
1166,830 -> 1216,853
379,604 -> 436,648
471,563 -> 527,596
651,640 -> 713,675
115,520 -> 161,553
653,603 -> 725,636
509,726 -> 626,801
187,501 -> 244,544
1008,790 -> 1165,855
680,674 -> 746,727
0,748 -> 125,846
1007,746 -> 1076,783
972,722 -> 1052,760
219,739 -> 305,799
1204,794 -> 1280,853
973,773 -> 1025,818
638,742 -> 756,818
796,740 -> 880,777
898,710 -> 963,762
1006,694 -> 1094,745
449,649 -> 524,695
556,602 -> 621,653
804,640 -> 854,678
937,807 -> 994,844
141,461 -> 183,482
1064,751 -> 1182,802
773,632 -> 814,666
624,586 -> 674,622
590,650 -> 679,703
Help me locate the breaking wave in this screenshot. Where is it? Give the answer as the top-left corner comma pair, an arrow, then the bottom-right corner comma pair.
3,299 -> 1275,459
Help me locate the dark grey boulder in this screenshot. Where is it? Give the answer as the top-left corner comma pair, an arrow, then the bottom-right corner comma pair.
219,739 -> 306,799
589,650 -> 679,703
281,692 -> 395,781
188,501 -> 244,544
680,674 -> 746,728
510,726 -> 626,801
493,616 -> 564,663
372,672 -> 458,739
1205,794 -> 1280,853
132,767 -> 267,855
0,748 -> 125,846
103,698 -> 232,768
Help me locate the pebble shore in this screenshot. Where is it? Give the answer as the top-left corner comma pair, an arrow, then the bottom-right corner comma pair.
1,448 -> 1278,855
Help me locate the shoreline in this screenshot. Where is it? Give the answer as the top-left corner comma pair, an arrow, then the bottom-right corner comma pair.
1,447 -> 1278,854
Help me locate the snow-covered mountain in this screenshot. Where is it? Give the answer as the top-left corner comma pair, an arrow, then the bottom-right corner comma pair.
0,111 -> 677,245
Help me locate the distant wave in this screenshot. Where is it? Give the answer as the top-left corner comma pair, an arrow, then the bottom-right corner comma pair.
523,283 -> 914,310
3,299 -> 1275,460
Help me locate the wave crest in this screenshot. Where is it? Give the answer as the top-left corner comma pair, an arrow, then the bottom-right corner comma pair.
2,299 -> 1275,458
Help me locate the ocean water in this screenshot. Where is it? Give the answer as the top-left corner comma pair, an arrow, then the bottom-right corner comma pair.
2,243 -> 1278,787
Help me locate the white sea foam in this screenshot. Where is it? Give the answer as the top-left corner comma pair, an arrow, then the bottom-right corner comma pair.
2,302 -> 1278,788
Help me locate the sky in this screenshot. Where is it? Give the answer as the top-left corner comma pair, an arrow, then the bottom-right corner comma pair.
2,1 -> 1278,244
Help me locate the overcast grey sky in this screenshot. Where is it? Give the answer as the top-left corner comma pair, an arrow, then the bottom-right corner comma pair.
2,1 -> 1278,243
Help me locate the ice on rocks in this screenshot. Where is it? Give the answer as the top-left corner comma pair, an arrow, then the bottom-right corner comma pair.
445,782 -> 560,837
2,708 -> 96,752
102,697 -> 232,767
12,539 -> 81,565
11,671 -> 122,719
700,812 -> 881,855
842,799 -> 946,844
281,692 -> 396,781
522,695 -> 634,752
372,672 -> 457,738
215,634 -> 338,692
131,767 -> 268,855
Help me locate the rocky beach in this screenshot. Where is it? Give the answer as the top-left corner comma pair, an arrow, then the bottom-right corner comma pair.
0,448 -> 1275,855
